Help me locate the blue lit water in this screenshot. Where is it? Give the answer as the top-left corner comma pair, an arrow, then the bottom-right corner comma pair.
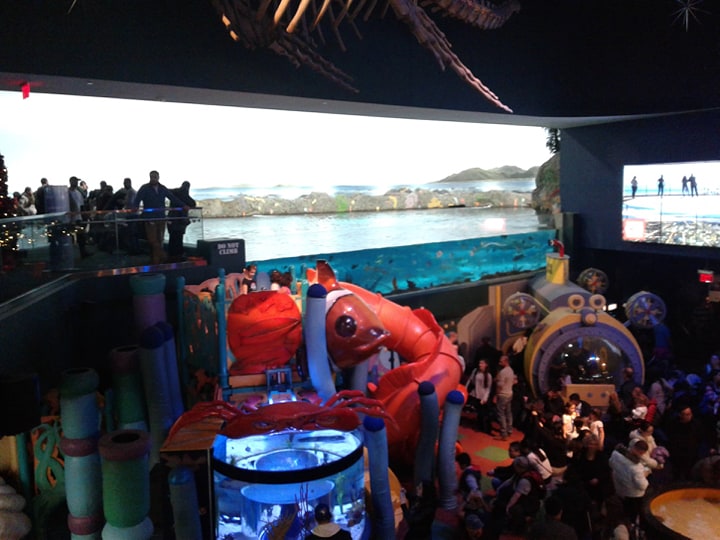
185,206 -> 554,295
213,430 -> 366,540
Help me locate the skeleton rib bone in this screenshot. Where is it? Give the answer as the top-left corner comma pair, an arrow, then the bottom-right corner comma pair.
211,0 -> 520,111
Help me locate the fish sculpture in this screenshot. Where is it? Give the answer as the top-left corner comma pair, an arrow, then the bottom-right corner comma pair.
315,271 -> 391,369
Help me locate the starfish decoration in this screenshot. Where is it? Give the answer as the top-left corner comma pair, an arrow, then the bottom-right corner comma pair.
673,0 -> 707,31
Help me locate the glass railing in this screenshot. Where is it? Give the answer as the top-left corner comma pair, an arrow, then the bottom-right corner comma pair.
0,207 -> 204,300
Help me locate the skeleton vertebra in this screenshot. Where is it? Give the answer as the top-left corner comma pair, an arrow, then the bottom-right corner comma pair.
211,0 -> 520,112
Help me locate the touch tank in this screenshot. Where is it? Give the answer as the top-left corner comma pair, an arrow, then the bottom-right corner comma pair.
212,429 -> 365,539
645,487 -> 720,539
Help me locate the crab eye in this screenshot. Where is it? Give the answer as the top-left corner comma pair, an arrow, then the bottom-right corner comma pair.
335,315 -> 357,338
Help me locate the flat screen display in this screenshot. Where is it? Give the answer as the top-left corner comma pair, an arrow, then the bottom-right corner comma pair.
622,160 -> 720,247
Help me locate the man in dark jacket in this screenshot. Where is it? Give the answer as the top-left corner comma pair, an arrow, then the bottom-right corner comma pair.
167,180 -> 196,260
132,170 -> 187,264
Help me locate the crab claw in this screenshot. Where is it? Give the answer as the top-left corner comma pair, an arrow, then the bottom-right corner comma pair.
167,400 -> 240,441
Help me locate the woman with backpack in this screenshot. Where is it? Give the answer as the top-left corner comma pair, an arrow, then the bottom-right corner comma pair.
493,456 -> 545,535
520,438 -> 553,486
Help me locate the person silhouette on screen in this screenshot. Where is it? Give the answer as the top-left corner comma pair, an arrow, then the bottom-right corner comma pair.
657,175 -> 664,197
681,175 -> 689,195
630,176 -> 638,198
689,173 -> 698,196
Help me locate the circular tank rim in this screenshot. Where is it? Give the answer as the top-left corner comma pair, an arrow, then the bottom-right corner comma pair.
643,483 -> 720,540
213,439 -> 364,484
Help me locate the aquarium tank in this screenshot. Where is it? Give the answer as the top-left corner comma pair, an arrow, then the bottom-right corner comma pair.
212,429 -> 365,539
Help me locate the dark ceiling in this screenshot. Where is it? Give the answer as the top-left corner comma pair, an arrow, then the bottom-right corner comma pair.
1,0 -> 719,123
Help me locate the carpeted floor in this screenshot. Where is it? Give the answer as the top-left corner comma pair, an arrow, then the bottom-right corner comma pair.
457,417 -> 520,491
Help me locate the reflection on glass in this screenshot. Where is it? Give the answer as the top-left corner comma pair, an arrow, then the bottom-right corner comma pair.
550,335 -> 629,386
213,429 -> 365,540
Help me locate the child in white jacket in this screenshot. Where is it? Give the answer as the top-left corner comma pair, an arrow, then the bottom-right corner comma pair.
629,420 -> 668,470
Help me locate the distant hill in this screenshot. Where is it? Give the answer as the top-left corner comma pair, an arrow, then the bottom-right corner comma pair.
435,165 -> 539,183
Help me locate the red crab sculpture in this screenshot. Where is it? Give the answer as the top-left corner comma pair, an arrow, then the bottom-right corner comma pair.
167,390 -> 396,442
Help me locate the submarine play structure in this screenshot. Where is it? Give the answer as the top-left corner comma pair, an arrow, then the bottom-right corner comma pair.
456,240 -> 658,403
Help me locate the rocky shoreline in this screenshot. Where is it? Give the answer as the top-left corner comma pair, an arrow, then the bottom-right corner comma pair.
196,187 -> 534,218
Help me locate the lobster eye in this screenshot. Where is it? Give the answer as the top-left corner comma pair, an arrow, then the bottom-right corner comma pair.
335,315 -> 357,338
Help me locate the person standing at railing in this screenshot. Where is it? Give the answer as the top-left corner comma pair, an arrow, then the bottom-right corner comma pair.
95,182 -> 114,212
167,181 -> 196,261
96,180 -> 135,253
34,177 -> 48,214
68,176 -> 91,258
132,170 -> 187,265
122,177 -> 137,210
19,187 -> 37,215
78,180 -> 89,202
121,177 -> 140,255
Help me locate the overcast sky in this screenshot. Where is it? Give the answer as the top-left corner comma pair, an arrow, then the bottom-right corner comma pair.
1,90 -> 553,193
624,162 -> 720,192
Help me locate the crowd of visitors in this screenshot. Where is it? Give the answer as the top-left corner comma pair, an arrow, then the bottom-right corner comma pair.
406,334 -> 720,539
14,173 -> 196,263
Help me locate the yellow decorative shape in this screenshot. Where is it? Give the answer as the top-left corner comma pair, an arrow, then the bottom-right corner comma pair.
545,253 -> 569,285
427,197 -> 443,209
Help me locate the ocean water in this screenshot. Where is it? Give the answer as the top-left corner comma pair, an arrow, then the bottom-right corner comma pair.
188,206 -> 545,262
623,194 -> 720,221
187,178 -> 539,261
181,179 -> 551,294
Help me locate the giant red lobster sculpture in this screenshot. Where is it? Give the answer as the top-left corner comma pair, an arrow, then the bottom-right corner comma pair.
170,261 -> 463,463
210,0 -> 521,112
